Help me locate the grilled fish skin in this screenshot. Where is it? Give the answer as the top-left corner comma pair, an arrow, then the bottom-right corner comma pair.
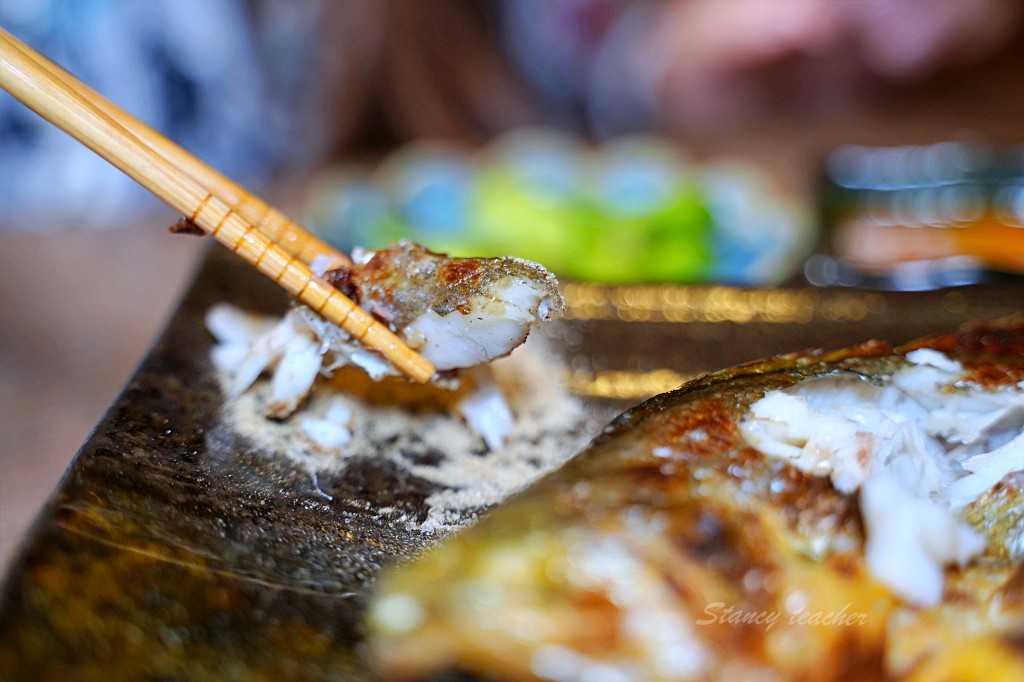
326,241 -> 564,372
207,240 -> 564,419
365,319 -> 1024,682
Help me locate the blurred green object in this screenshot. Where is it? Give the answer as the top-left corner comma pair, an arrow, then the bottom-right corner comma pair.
302,130 -> 812,285
470,163 -> 586,271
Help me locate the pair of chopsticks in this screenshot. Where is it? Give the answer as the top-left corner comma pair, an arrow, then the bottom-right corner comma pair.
0,27 -> 435,383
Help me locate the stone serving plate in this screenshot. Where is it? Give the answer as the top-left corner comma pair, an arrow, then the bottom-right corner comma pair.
1,247 -> 1020,680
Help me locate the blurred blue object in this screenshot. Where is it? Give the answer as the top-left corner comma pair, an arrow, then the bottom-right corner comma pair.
484,128 -> 586,204
378,143 -> 475,240
305,170 -> 392,251
0,0 -> 336,232
593,137 -> 687,217
703,162 -> 815,285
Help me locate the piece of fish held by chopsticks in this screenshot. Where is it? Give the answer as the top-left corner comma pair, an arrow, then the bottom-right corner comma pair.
323,240 -> 564,372
206,240 -> 563,418
365,318 -> 1024,682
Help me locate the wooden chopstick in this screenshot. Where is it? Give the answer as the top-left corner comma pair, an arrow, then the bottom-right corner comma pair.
0,27 -> 435,383
6,29 -> 348,271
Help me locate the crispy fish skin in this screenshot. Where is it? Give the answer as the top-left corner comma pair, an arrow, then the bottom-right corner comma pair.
327,241 -> 560,328
324,241 -> 564,372
207,241 -> 565,418
365,320 -> 1024,681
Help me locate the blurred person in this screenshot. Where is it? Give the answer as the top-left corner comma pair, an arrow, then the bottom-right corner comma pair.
372,0 -> 1024,144
4,0 -> 1020,220
627,0 -> 1022,134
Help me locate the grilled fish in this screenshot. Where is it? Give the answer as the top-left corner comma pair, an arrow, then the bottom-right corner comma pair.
207,240 -> 563,418
365,319 -> 1024,681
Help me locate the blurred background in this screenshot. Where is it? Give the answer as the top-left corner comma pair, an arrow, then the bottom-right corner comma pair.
2,0 -> 1024,575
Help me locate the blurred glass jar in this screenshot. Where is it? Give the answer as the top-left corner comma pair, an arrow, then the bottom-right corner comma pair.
808,141 -> 1024,290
